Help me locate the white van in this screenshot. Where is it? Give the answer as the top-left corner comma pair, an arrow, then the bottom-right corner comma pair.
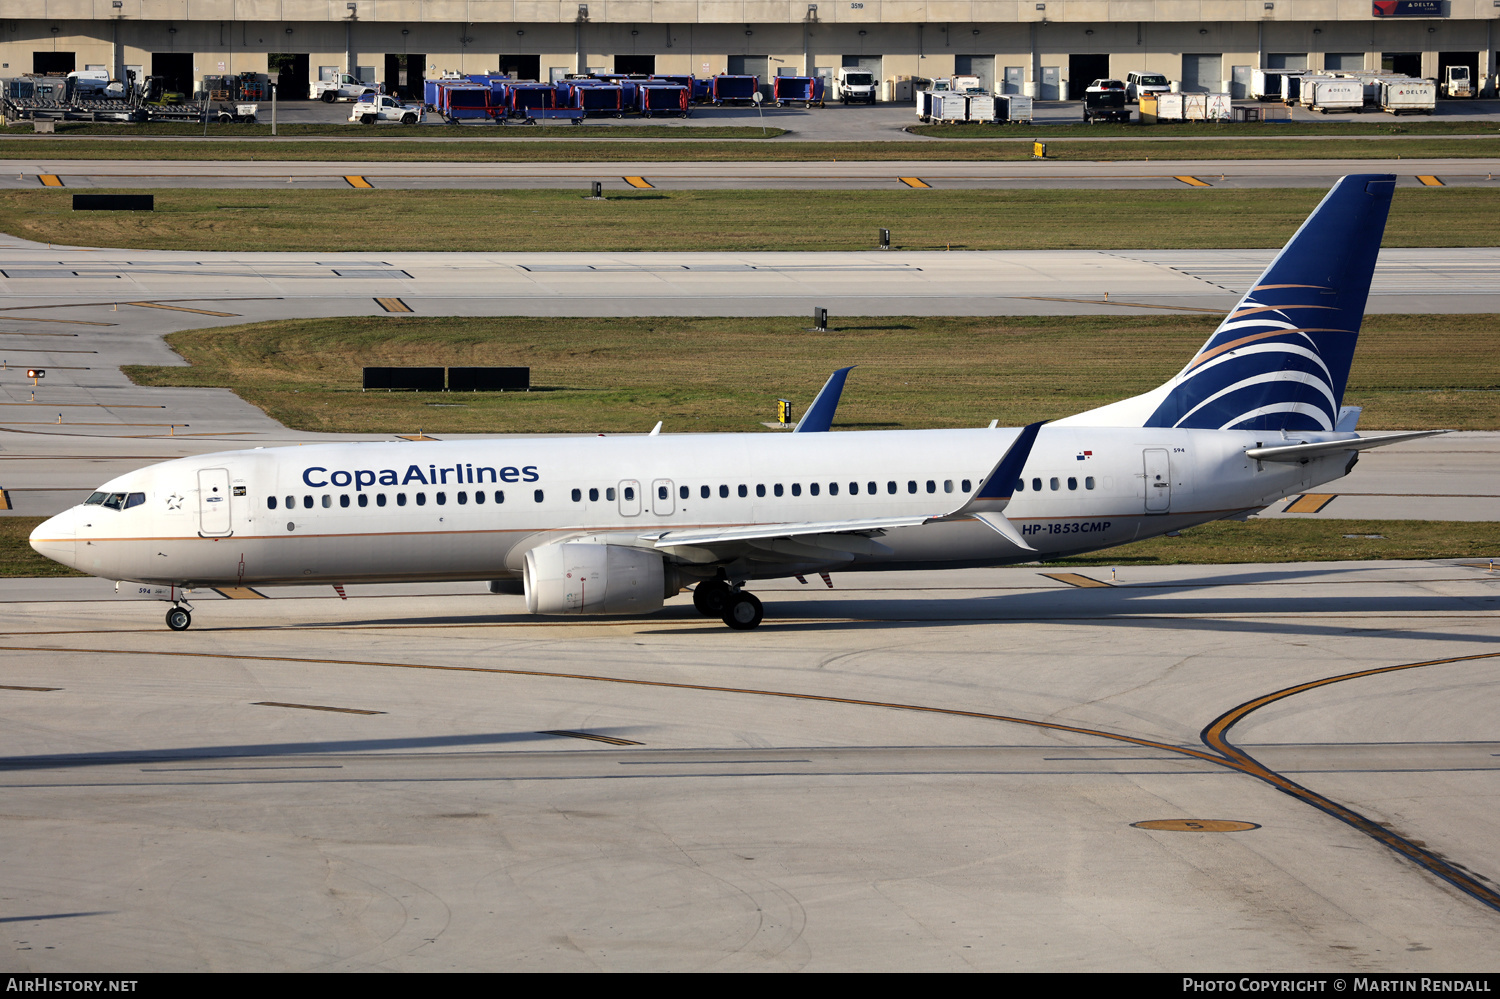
836,68 -> 877,104
1125,71 -> 1172,103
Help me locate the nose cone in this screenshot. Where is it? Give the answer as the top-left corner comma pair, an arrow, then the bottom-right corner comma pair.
29,510 -> 77,569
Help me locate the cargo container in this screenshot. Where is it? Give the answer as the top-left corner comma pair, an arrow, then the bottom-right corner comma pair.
966,93 -> 997,123
773,76 -> 823,108
637,83 -> 689,117
711,75 -> 759,105
439,84 -> 491,121
650,74 -> 696,99
507,83 -> 556,117
1205,93 -> 1232,120
998,93 -> 1033,124
1308,79 -> 1364,113
1250,69 -> 1291,101
1380,79 -> 1436,114
916,90 -> 968,123
571,82 -> 626,116
1140,92 -> 1183,122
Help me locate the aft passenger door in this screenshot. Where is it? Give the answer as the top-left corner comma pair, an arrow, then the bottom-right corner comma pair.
198,467 -> 233,536
1143,449 -> 1171,513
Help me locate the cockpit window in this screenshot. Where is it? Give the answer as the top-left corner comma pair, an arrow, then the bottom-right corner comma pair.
85,492 -> 106,505
94,491 -> 145,510
124,492 -> 145,509
101,492 -> 127,510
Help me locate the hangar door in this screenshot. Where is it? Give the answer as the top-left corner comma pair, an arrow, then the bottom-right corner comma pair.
1181,53 -> 1221,93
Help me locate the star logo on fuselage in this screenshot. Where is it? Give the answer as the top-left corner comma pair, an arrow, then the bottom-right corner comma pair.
166,493 -> 184,511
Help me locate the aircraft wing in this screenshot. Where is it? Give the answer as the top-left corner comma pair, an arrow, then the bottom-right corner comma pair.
648,420 -> 1047,558
1246,430 -> 1446,463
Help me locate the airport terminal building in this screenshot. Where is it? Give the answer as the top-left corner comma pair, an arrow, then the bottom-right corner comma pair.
3,1 -> 1495,101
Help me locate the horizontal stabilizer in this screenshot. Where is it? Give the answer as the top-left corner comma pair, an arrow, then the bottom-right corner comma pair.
1246,430 -> 1446,463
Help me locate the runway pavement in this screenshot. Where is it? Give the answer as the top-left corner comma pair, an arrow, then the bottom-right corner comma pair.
0,560 -> 1496,970
3,156 -> 1498,190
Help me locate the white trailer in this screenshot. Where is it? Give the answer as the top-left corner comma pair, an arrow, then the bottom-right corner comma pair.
1308,79 -> 1364,113
966,93 -> 997,123
1380,79 -> 1436,114
998,93 -> 1033,124
1251,69 -> 1293,101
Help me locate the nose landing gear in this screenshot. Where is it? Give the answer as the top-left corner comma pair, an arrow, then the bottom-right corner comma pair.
165,603 -> 192,631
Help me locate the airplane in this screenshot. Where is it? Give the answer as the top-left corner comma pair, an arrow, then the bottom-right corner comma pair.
30,174 -> 1444,632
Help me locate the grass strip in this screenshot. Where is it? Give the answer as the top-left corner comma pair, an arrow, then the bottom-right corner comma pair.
1,513 -> 1492,578
123,314 -> 1499,435
3,137 -> 1498,161
1049,518 -> 1500,567
4,187 -> 1497,252
0,517 -> 86,577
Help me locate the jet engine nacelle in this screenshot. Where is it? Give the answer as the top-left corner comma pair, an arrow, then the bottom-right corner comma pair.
523,542 -> 672,616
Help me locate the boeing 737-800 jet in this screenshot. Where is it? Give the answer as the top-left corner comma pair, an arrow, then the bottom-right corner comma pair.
30,174 -> 1442,631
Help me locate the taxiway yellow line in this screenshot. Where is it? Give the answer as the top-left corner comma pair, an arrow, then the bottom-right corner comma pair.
622,176 -> 653,189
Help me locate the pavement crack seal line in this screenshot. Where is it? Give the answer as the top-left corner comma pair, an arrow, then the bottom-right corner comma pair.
2,643 -> 1498,912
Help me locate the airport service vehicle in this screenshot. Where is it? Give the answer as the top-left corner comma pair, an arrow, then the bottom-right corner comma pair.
1082,85 -> 1130,123
835,68 -> 877,104
349,94 -> 423,124
1380,79 -> 1436,114
1441,65 -> 1473,99
31,175 -> 1442,633
1125,71 -> 1172,102
312,74 -> 378,103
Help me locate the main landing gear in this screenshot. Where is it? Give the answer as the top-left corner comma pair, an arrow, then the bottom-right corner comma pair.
692,579 -> 764,631
165,603 -> 192,631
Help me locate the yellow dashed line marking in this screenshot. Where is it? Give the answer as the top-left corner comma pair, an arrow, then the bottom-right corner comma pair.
38,175 -> 63,187
899,177 -> 931,188
1416,175 -> 1444,187
540,730 -> 644,747
375,297 -> 413,313
344,175 -> 374,188
623,176 -> 653,189
255,700 -> 384,715
213,587 -> 267,599
1174,175 -> 1212,187
395,434 -> 440,441
1040,572 -> 1114,588
126,301 -> 240,317
1283,493 -> 1337,514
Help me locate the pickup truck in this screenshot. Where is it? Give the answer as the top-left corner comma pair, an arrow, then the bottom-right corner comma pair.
311,74 -> 379,103
348,94 -> 424,124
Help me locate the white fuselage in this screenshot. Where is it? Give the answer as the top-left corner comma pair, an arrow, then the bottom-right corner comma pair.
33,425 -> 1353,589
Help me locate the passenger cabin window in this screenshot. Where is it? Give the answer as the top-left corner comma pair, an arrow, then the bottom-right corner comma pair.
810,483 -> 820,496
1015,479 -> 1024,492
680,485 -> 690,500
303,495 -> 313,509
397,493 -> 407,506
739,485 -> 749,498
791,483 -> 801,497
849,482 -> 859,495
700,485 -> 710,499
926,480 -> 936,494
416,492 -> 427,506
339,495 -> 350,508
267,496 -> 278,509
572,489 -> 582,503
887,481 -> 897,494
606,488 -> 615,501
719,485 -> 729,498
457,491 -> 467,505
1050,477 -> 1060,491
774,484 -> 784,497
1032,478 -> 1042,492
907,481 -> 917,494
1086,477 -> 1096,490
589,488 -> 599,502
358,494 -> 369,507
436,492 -> 446,505
962,480 -> 971,492
322,495 -> 331,508
828,483 -> 838,496
534,489 -> 544,503
1068,477 -> 1077,491
756,485 -> 766,498
495,490 -> 505,504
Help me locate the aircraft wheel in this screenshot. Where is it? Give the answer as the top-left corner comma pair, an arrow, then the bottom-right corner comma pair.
721,592 -> 763,631
166,606 -> 191,631
692,580 -> 731,617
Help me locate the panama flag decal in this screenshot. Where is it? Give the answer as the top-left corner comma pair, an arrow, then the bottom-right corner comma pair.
1076,450 -> 1093,461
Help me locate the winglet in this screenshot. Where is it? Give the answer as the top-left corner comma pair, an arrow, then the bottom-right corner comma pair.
793,366 -> 855,433
971,420 -> 1046,505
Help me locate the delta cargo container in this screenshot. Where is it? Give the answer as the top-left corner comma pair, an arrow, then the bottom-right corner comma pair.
1379,79 -> 1436,114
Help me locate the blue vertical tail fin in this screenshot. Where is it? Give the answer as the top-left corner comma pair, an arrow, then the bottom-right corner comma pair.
1055,174 -> 1396,432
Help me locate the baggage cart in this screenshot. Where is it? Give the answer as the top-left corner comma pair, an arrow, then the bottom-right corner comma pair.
571,82 -> 626,116
772,76 -> 823,108
507,83 -> 556,118
1140,92 -> 1184,122
439,84 -> 491,121
637,83 -> 690,117
1205,93 -> 1232,120
711,74 -> 759,105
650,74 -> 696,99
